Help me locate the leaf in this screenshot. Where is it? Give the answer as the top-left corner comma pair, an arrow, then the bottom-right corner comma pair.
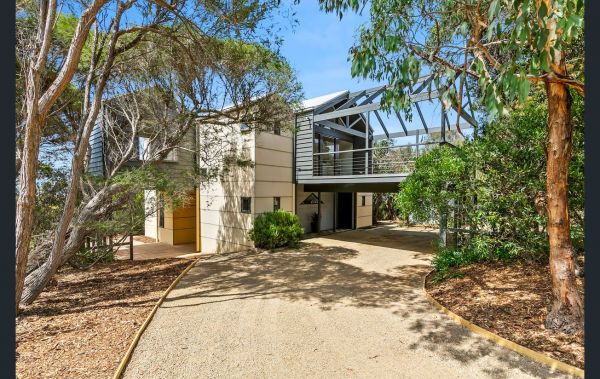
540,50 -> 550,72
488,0 -> 500,21
519,79 -> 530,102
538,2 -> 548,19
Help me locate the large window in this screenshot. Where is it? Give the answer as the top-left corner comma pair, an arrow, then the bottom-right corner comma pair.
313,133 -> 354,176
241,197 -> 252,213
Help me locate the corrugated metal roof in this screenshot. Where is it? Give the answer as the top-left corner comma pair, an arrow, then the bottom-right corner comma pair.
301,90 -> 348,111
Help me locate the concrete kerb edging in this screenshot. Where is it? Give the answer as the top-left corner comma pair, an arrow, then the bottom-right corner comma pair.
112,257 -> 200,379
422,269 -> 584,378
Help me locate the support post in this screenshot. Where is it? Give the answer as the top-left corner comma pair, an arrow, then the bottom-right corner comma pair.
129,233 -> 134,260
441,108 -> 446,144
365,112 -> 370,174
439,213 -> 448,248
317,191 -> 321,232
416,131 -> 420,157
333,192 -> 337,232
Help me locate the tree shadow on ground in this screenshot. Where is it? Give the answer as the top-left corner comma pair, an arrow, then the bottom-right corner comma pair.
164,242 -> 430,309
159,227 -> 572,378
19,259 -> 190,318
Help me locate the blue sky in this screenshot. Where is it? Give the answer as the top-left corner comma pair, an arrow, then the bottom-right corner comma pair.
276,2 -> 381,99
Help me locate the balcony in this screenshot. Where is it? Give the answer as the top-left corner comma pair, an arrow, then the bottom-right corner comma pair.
294,75 -> 478,192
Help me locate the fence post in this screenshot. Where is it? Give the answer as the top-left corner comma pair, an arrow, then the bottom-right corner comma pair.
439,212 -> 448,248
129,233 -> 134,260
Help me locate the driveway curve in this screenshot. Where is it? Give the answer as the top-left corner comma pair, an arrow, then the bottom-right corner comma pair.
123,225 -> 573,379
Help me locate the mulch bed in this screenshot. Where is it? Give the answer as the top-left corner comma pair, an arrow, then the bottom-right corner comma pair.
425,262 -> 584,369
16,258 -> 192,379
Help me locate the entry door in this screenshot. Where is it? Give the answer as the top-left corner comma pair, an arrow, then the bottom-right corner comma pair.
337,192 -> 353,229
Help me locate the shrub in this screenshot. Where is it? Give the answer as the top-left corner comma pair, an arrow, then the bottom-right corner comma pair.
249,210 -> 304,249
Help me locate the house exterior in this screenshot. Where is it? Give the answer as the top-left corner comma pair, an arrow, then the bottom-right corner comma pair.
91,77 -> 477,254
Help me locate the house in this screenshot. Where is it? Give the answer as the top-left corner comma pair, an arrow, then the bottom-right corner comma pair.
90,76 -> 477,253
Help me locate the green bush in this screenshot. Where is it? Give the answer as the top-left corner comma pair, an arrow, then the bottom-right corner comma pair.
249,210 -> 304,249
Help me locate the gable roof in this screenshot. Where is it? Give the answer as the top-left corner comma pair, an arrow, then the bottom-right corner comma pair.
300,90 -> 349,111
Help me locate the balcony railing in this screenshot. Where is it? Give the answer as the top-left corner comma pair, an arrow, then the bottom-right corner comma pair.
312,141 -> 439,177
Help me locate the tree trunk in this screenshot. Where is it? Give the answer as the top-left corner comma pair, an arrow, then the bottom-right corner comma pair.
544,80 -> 584,333
15,67 -> 43,314
20,183 -> 124,304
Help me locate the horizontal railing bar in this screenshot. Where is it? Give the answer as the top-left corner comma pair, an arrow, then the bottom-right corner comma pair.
312,141 -> 438,156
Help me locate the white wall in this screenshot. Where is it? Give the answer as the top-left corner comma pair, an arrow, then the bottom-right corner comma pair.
144,190 -> 157,239
295,185 -> 335,232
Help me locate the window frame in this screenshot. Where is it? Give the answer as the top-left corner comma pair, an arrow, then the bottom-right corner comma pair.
273,196 -> 281,211
361,195 -> 366,207
241,196 -> 252,214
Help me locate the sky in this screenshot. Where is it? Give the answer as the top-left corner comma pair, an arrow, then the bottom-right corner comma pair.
275,2 -> 381,100
273,2 -> 475,141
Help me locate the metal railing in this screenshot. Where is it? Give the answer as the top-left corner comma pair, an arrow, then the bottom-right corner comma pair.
312,141 -> 439,176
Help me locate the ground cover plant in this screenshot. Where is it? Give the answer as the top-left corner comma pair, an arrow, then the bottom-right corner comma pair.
249,210 -> 304,249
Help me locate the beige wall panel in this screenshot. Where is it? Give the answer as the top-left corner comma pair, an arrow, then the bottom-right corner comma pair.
201,181 -> 254,198
158,228 -> 173,244
200,209 -> 253,230
255,149 -> 292,168
253,196 -> 293,214
200,236 -> 253,254
255,164 -> 292,182
254,182 -> 294,198
357,206 -> 372,217
357,216 -> 372,228
200,223 -> 251,244
199,196 -> 249,213
162,215 -> 173,230
356,192 -> 373,228
255,133 -> 293,152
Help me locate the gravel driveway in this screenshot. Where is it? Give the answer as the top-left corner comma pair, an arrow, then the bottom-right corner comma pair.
123,225 -> 573,379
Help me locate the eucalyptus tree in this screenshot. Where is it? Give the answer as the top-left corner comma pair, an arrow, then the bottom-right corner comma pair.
16,0 -> 301,309
318,0 -> 584,332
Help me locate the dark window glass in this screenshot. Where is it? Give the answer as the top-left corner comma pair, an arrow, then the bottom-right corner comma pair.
273,121 -> 281,135
273,197 -> 281,211
241,197 -> 252,213
159,194 -> 165,227
361,195 -> 366,206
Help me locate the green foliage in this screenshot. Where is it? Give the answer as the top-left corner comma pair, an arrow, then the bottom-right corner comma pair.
396,92 -> 584,272
33,163 -> 69,238
249,210 -> 304,249
71,246 -> 115,267
395,145 -> 467,223
318,0 -> 584,120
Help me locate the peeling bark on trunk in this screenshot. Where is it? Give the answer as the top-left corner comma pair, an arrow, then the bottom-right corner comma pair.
544,80 -> 584,333
20,184 -> 124,305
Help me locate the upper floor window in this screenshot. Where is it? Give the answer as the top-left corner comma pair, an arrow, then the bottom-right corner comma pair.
241,197 -> 252,214
273,121 -> 281,135
240,123 -> 251,134
273,197 -> 281,211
